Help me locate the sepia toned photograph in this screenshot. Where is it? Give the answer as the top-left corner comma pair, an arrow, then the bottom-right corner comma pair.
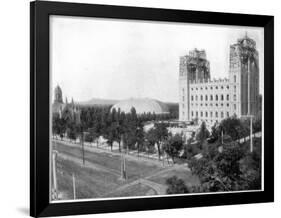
50,15 -> 264,202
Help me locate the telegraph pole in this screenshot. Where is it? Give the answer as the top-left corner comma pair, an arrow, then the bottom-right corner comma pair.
52,150 -> 58,200
72,173 -> 76,199
247,56 -> 253,153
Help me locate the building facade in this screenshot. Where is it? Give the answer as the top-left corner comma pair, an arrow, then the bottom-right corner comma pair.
179,35 -> 260,125
52,85 -> 81,123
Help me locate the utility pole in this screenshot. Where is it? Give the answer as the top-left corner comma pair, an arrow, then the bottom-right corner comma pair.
72,173 -> 76,200
249,121 -> 253,153
81,132 -> 85,165
247,57 -> 253,153
221,130 -> 224,145
52,151 -> 58,200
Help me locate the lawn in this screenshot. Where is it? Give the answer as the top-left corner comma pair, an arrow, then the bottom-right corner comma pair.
52,141 -> 199,200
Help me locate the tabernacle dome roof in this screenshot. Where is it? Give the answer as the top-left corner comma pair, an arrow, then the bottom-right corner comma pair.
111,98 -> 169,115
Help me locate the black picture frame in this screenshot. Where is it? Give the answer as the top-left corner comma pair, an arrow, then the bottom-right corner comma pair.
30,1 -> 274,217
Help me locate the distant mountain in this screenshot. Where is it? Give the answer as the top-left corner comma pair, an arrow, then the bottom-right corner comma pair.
78,98 -> 118,106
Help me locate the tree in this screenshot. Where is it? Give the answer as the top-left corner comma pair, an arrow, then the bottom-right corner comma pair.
188,140 -> 260,192
196,121 -> 210,149
150,122 -> 169,160
166,176 -> 189,194
135,123 -> 145,156
163,134 -> 184,163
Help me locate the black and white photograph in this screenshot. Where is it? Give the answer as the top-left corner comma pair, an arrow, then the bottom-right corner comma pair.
50,15 -> 264,202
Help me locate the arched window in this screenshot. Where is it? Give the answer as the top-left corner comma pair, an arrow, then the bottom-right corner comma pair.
221,95 -> 224,101
205,95 -> 208,101
216,95 -> 218,101
210,95 -> 213,101
205,112 -> 208,117
201,95 -> 203,101
226,94 -> 229,100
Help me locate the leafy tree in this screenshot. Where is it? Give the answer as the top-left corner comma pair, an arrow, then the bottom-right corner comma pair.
166,176 -> 189,194
163,134 -> 184,163
188,140 -> 261,192
148,122 -> 169,160
196,121 -> 210,149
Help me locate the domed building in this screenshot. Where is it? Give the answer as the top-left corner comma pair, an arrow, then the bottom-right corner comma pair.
111,98 -> 169,115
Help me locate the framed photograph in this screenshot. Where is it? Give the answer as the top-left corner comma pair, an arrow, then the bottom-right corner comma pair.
30,1 -> 274,217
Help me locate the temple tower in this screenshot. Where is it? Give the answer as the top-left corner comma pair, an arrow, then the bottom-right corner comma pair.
179,49 -> 210,121
229,34 -> 259,117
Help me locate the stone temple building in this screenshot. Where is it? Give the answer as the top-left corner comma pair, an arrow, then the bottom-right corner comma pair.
179,34 -> 260,125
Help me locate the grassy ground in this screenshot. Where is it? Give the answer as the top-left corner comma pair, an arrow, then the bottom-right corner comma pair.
52,141 -> 199,200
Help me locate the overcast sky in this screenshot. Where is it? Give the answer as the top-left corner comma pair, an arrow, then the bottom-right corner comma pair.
50,15 -> 264,103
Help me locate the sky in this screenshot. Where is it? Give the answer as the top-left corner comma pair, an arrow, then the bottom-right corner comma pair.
50,15 -> 264,103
